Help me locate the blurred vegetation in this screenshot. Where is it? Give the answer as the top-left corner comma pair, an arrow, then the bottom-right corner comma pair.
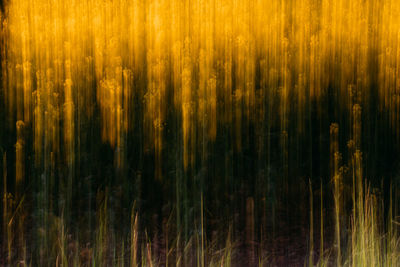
0,0 -> 400,265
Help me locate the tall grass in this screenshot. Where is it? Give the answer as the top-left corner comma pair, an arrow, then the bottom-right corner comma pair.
1,0 -> 400,266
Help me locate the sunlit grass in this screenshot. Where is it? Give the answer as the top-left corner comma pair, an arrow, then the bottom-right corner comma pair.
1,0 -> 400,265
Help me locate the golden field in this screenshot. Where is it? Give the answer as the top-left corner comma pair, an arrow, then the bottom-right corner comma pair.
1,0 -> 400,266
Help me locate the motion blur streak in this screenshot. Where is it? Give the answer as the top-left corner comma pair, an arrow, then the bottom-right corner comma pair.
2,0 -> 399,178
